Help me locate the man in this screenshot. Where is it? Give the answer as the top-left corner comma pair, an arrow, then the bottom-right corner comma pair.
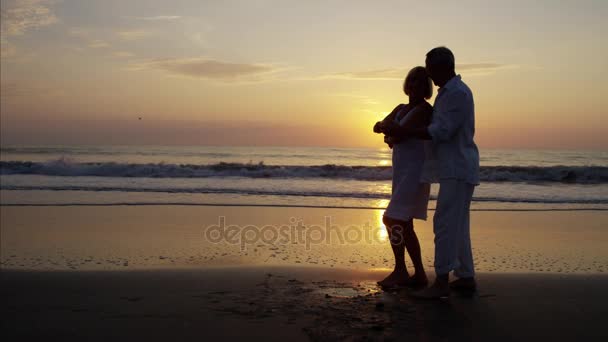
383,46 -> 480,298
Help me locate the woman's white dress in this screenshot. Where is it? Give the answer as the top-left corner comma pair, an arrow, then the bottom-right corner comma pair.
383,105 -> 432,222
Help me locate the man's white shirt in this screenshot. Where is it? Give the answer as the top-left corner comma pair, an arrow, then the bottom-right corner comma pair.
424,75 -> 480,185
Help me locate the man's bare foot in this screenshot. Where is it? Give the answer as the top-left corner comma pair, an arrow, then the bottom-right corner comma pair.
377,269 -> 410,288
449,277 -> 477,291
409,282 -> 449,299
404,273 -> 428,289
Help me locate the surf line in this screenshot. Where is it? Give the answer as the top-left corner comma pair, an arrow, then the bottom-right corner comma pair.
0,202 -> 606,212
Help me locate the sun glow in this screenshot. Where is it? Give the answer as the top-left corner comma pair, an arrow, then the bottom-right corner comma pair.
1,1 -> 606,149
374,199 -> 390,243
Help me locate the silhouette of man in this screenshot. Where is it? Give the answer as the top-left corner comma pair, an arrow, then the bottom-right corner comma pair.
383,46 -> 480,298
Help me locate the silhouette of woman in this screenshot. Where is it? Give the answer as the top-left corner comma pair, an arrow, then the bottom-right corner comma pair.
373,66 -> 433,288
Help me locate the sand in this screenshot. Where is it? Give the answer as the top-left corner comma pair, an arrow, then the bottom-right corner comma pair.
1,205 -> 608,340
1,206 -> 607,273
2,267 -> 608,341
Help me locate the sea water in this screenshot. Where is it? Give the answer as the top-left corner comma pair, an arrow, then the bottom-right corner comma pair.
1,145 -> 607,210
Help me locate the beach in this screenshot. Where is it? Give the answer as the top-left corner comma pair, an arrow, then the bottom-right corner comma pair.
2,0 -> 607,339
1,205 -> 608,340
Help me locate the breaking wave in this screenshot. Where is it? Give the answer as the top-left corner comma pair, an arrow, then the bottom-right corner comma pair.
1,160 -> 608,184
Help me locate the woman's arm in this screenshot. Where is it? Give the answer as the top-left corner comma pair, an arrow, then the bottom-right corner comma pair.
385,103 -> 433,141
373,104 -> 405,133
383,104 -> 406,123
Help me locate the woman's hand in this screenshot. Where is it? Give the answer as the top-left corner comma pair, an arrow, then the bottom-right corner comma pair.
382,120 -> 401,136
373,121 -> 385,134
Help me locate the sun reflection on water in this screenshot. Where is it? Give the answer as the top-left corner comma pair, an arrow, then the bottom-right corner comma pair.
374,199 -> 390,243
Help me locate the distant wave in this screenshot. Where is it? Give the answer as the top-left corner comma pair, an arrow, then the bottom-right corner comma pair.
2,184 -> 607,204
0,147 -> 386,161
0,147 -> 235,158
1,160 -> 608,184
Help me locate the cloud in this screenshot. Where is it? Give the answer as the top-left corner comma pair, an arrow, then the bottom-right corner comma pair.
131,15 -> 181,21
0,0 -> 59,57
112,51 -> 135,58
0,81 -> 65,98
328,93 -> 380,105
67,27 -> 113,50
67,28 -> 149,51
0,0 -> 58,36
68,27 -> 91,38
115,29 -> 151,41
458,63 -> 506,72
130,57 -> 281,81
327,68 -> 405,80
324,63 -> 510,80
88,39 -> 110,49
0,37 -> 18,58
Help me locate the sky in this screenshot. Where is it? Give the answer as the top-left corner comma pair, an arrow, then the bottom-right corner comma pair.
1,0 -> 607,149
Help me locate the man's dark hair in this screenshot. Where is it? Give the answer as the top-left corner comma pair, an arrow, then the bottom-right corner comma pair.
426,46 -> 455,70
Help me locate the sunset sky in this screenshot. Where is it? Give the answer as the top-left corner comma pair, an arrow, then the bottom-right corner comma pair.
1,0 -> 607,149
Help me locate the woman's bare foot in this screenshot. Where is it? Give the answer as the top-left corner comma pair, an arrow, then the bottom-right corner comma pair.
377,269 -> 410,288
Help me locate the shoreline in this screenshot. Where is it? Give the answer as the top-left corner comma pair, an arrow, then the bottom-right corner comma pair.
1,202 -> 607,211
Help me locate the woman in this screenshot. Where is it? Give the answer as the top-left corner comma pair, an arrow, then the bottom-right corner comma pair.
373,66 -> 433,289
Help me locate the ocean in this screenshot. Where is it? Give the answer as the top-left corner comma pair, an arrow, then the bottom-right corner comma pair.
1,146 -> 607,211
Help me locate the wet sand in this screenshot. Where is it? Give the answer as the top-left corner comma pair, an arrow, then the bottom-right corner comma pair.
1,206 -> 608,340
1,206 -> 607,273
2,267 -> 608,341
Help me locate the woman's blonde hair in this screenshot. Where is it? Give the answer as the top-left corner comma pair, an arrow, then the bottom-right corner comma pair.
403,66 -> 433,99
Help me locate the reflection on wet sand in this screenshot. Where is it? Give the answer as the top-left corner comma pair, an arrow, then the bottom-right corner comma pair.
1,206 -> 607,274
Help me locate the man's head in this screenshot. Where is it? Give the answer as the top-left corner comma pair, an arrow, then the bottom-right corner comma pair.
425,46 -> 456,87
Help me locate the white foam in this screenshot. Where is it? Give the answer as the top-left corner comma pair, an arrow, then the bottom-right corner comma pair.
2,160 -> 607,184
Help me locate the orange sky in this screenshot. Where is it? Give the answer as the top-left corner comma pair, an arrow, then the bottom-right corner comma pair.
1,0 -> 607,150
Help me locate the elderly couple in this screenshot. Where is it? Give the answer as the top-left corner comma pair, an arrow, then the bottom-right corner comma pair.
373,46 -> 480,299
